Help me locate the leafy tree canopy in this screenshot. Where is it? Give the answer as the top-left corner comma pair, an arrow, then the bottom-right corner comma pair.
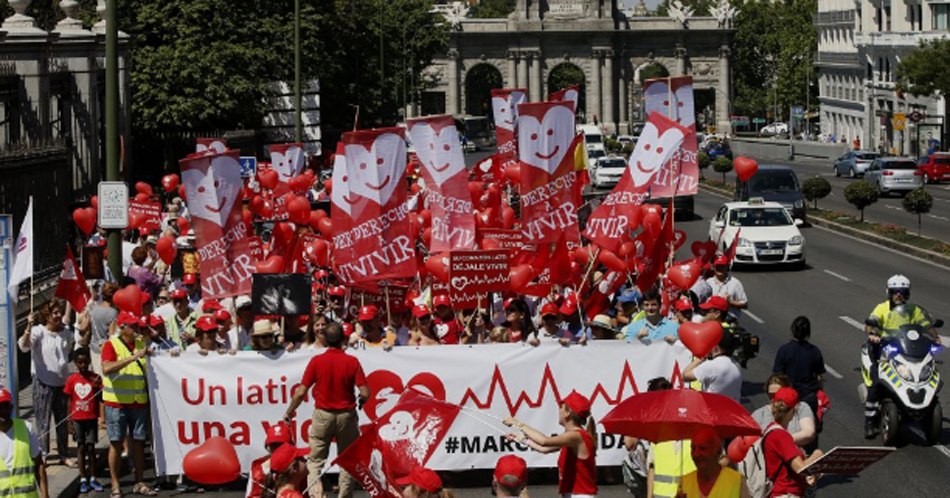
469,0 -> 516,18
897,38 -> 950,98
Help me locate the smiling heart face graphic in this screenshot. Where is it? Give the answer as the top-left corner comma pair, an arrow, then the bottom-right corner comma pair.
491,90 -> 527,132
344,132 -> 405,207
330,151 -> 354,217
196,138 -> 226,154
74,382 -> 92,400
518,104 -> 575,174
407,118 -> 467,187
269,144 -> 305,182
673,84 -> 695,128
182,154 -> 242,227
627,116 -> 688,188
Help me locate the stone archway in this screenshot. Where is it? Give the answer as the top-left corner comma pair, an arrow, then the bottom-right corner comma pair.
634,61 -> 671,85
464,63 -> 503,117
547,62 -> 587,117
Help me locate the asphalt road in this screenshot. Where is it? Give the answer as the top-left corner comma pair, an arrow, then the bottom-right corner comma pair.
729,153 -> 950,242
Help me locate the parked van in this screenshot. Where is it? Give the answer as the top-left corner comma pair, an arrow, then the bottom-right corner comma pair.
734,165 -> 806,221
577,124 -> 605,152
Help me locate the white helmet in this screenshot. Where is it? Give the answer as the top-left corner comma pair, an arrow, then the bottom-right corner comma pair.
886,274 -> 911,292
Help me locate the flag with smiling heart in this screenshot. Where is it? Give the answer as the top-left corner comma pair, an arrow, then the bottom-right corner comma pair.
180,149 -> 254,298
491,88 -> 528,158
266,143 -> 306,220
643,76 -> 699,196
516,100 -> 584,245
333,128 -> 418,283
407,115 -> 476,252
583,112 -> 692,254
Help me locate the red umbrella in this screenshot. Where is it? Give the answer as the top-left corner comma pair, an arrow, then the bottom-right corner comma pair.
601,388 -> 761,443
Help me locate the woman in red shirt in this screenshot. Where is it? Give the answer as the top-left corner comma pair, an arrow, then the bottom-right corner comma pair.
764,387 -> 824,498
504,391 -> 598,497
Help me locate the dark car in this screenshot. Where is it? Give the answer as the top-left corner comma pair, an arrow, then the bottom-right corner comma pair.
706,141 -> 733,160
734,165 -> 806,221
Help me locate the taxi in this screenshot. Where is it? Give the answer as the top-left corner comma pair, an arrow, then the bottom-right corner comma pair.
708,198 -> 806,268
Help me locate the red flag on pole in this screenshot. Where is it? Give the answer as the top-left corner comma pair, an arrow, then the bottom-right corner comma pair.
724,228 -> 742,265
54,245 -> 90,311
491,88 -> 528,159
549,85 -> 580,112
332,424 -> 403,498
636,201 -> 675,293
643,76 -> 700,196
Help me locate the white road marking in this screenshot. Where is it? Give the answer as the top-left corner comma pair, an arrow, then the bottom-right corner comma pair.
941,335 -> 950,345
928,214 -> 950,221
741,309 -> 765,324
824,364 -> 844,379
840,316 -> 865,331
823,269 -> 851,282
884,205 -> 903,211
936,445 -> 950,460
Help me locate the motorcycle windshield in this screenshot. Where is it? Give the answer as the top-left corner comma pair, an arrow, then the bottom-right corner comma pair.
884,324 -> 934,359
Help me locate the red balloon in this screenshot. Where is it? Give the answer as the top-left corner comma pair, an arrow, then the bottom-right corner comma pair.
425,253 -> 450,282
135,182 -> 153,196
182,437 -> 241,485
178,184 -> 187,201
501,206 -> 515,229
481,238 -> 500,250
317,217 -> 333,237
288,175 -> 309,193
255,255 -> 285,274
691,240 -> 718,264
72,207 -> 96,235
642,211 -> 662,237
113,285 -> 143,316
734,156 -> 759,182
259,199 -> 274,219
468,182 -> 484,204
572,246 -> 591,266
242,209 -> 253,233
90,195 -> 98,210
679,321 -> 723,358
419,209 -> 432,228
309,239 -> 329,267
598,249 -> 627,273
421,227 -> 432,246
258,169 -> 279,190
667,261 -> 702,290
641,204 -> 663,217
509,264 -> 534,292
504,163 -> 521,184
128,212 -> 147,229
309,209 -> 328,228
617,241 -> 636,258
272,222 -> 296,247
134,192 -> 150,203
287,196 -> 310,225
176,217 -> 190,235
155,237 -> 177,265
673,229 -> 688,252
323,178 -> 333,195
727,435 -> 760,464
161,174 -> 179,193
410,183 -> 423,195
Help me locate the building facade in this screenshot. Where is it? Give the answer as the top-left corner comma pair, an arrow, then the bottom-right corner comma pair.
817,0 -> 866,147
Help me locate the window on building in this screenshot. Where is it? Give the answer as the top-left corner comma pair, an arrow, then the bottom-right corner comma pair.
934,4 -> 950,30
876,7 -> 883,31
0,76 -> 21,146
878,57 -> 884,81
885,58 -> 890,82
884,6 -> 891,31
867,61 -> 873,81
917,5 -> 924,30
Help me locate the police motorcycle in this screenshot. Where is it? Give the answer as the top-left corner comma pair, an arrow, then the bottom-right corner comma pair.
859,309 -> 944,446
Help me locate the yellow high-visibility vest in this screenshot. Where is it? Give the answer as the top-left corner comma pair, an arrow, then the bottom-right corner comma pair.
102,336 -> 148,405
0,419 -> 39,498
652,440 -> 696,498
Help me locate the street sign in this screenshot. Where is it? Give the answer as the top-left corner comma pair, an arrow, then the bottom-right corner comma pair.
0,214 -> 18,412
752,117 -> 766,124
893,112 -> 906,131
730,116 -> 750,127
792,106 -> 805,119
909,110 -> 924,123
240,156 -> 258,178
97,182 -> 129,229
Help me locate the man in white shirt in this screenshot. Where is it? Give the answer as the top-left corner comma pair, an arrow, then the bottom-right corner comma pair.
682,331 -> 743,403
704,256 -> 748,320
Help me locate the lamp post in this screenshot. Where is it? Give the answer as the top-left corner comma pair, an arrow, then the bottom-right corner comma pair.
105,0 -> 121,280
295,0 -> 302,143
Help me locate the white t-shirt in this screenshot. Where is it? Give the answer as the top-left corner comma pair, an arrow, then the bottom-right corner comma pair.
693,355 -> 742,402
705,275 -> 748,317
0,421 -> 41,469
227,325 -> 252,351
18,325 -> 77,386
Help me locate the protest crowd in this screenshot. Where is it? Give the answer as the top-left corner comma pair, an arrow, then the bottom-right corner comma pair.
4,83 -> 839,498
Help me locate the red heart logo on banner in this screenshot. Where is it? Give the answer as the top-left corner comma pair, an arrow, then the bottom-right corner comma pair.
691,240 -> 718,263
72,207 -> 96,235
679,321 -> 723,358
734,156 -> 759,182
114,285 -> 143,316
255,255 -> 284,274
364,370 -> 447,420
667,261 -> 701,290
182,437 -> 241,485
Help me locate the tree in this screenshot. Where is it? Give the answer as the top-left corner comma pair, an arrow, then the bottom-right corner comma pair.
549,64 -> 587,115
638,62 -> 670,85
897,38 -> 950,98
698,151 -> 712,177
655,0 -> 715,17
712,157 -> 733,183
902,187 -> 934,236
843,181 -> 879,222
802,176 -> 832,209
469,0 -> 516,18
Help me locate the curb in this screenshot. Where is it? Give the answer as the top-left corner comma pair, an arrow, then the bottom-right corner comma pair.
696,184 -> 950,268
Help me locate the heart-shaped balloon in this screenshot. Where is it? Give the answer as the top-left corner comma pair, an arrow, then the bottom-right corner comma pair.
734,156 -> 759,182
272,222 -> 296,248
421,227 -> 432,246
641,204 -> 663,217
509,264 -> 534,292
727,435 -> 760,464
418,209 -> 432,228
249,196 -> 265,215
114,285 -> 144,316
618,241 -> 635,258
679,321 -> 723,358
425,253 -> 450,282
572,246 -> 591,266
72,207 -> 97,235
178,184 -> 187,201
258,169 -> 279,190
309,239 -> 329,267
317,217 -> 333,238
255,255 -> 285,274
286,196 -> 311,226
182,437 -> 241,485
156,236 -> 177,265
481,238 -> 500,250
691,240 -> 718,264
128,212 -> 146,229
667,261 -> 701,290
90,195 -> 98,210
642,211 -> 662,237
501,206 -> 516,229
309,209 -> 328,228
177,217 -> 190,235
161,174 -> 179,193
504,163 -> 521,184
673,229 -> 687,252
134,192 -> 150,203
323,178 -> 333,195
598,249 -> 627,273
135,182 -> 153,196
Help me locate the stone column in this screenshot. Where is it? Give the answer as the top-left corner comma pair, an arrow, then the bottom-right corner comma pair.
446,48 -> 460,116
675,44 -> 687,76
3,0 -> 53,143
507,51 -> 518,88
603,50 -> 615,134
517,53 -> 528,94
529,50 -> 543,102
618,55 -> 628,134
717,45 -> 732,135
590,51 -> 602,125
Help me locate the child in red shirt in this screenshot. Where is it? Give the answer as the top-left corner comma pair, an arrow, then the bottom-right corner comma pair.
63,347 -> 104,493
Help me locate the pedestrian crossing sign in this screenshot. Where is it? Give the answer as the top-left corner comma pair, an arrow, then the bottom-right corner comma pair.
894,113 -> 906,131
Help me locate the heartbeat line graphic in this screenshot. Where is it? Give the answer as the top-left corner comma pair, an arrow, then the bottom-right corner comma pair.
459,361 -> 687,415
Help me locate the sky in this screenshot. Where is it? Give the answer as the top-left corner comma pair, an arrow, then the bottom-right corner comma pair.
619,0 -> 666,11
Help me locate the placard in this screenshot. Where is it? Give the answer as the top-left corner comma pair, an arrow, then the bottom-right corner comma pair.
800,446 -> 895,475
478,229 -> 524,250
450,250 -> 509,309
97,182 -> 129,229
129,200 -> 162,231
251,273 -> 313,316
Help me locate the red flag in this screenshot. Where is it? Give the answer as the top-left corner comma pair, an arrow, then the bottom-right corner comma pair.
643,76 -> 700,196
724,228 -> 742,265
407,115 -> 476,252
196,137 -> 227,154
491,88 -> 528,159
373,388 -> 461,478
54,245 -> 89,311
583,269 -> 626,319
549,85 -> 580,112
584,112 -> 690,254
180,150 -> 254,299
267,143 -> 307,220
332,424 -> 403,498
548,233 -> 573,285
636,201 -> 675,293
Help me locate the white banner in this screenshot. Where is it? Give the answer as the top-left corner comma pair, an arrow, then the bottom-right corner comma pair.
148,342 -> 693,475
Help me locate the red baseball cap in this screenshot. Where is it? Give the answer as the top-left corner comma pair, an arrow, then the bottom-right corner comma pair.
202,300 -> 223,312
342,323 -> 354,337
137,317 -> 148,328
269,444 -> 300,474
328,286 -> 346,297
117,311 -> 139,327
182,273 -> 197,285
494,455 -> 527,488
540,302 -> 559,318
713,255 -> 730,266
171,289 -> 187,300
412,305 -> 431,319
773,387 -> 799,408
148,315 -> 165,327
265,422 -> 293,446
433,295 -> 451,308
358,305 -> 378,321
214,309 -> 232,322
396,467 -> 442,492
195,315 -> 217,332
0,389 -> 11,404
699,296 -> 729,312
504,298 -> 516,311
562,391 -> 591,419
674,297 -> 693,312
559,295 -> 578,316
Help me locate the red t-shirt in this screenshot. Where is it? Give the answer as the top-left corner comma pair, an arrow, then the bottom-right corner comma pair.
433,316 -> 461,345
100,339 -> 147,409
300,348 -> 366,410
764,423 -> 807,497
63,372 -> 101,421
558,429 -> 598,495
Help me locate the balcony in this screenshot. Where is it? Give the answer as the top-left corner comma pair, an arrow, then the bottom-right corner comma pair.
815,51 -> 862,68
855,30 -> 948,47
814,10 -> 855,26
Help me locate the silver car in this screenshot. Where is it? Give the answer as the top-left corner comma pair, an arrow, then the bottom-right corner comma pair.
833,151 -> 879,178
864,157 -> 924,196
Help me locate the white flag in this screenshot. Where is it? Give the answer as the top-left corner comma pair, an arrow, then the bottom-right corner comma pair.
8,197 -> 33,303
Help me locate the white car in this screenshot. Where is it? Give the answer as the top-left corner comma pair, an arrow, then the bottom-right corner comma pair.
708,199 -> 806,268
590,156 -> 627,189
587,148 -> 607,170
760,122 -> 789,136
